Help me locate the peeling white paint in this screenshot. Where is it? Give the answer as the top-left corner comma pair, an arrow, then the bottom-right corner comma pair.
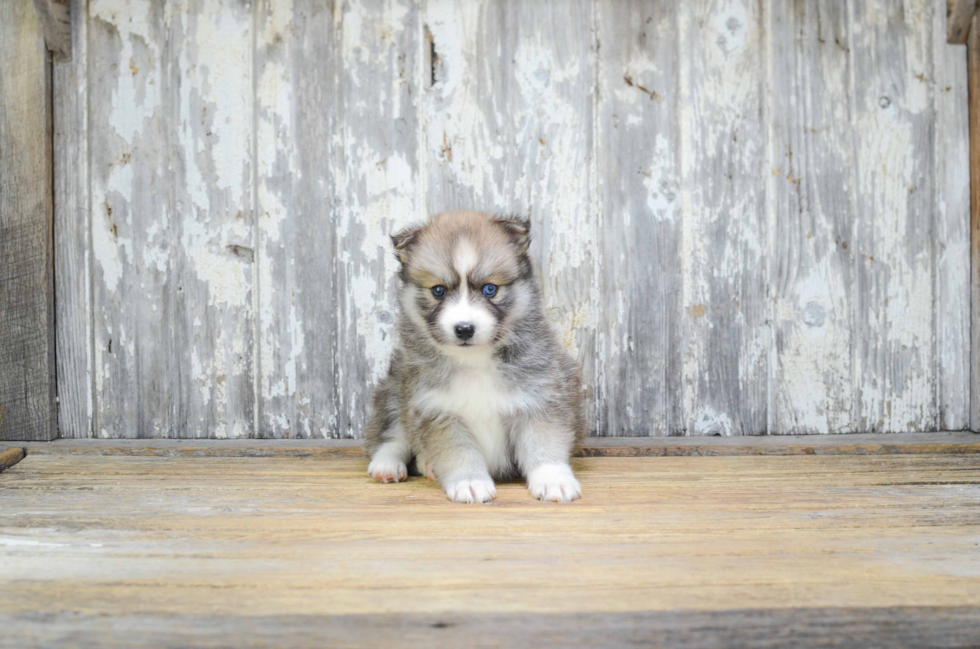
91,0 -> 162,144
75,0 -> 968,439
643,134 -> 679,223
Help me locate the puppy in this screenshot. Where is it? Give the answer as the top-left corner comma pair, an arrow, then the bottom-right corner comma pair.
365,210 -> 586,503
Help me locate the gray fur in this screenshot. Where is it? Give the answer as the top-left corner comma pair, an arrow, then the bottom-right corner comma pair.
365,211 -> 586,502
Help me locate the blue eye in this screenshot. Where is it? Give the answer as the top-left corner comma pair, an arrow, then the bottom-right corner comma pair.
482,283 -> 498,298
431,285 -> 447,299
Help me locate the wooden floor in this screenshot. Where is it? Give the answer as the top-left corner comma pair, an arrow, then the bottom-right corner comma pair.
2,437 -> 980,647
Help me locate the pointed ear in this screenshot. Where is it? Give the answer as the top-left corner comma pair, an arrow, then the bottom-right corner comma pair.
495,215 -> 531,254
390,225 -> 422,263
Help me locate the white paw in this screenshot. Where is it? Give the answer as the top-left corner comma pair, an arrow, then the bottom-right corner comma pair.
445,478 -> 496,504
368,457 -> 408,483
527,463 -> 581,502
416,454 -> 437,481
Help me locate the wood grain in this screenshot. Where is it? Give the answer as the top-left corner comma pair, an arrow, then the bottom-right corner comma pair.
1,452 -> 978,645
53,0 -> 91,438
770,1 -> 855,434
595,0 -> 683,436
851,0 -> 938,432
0,0 -> 57,442
935,0 -> 973,431
335,0 -> 423,438
254,0 -> 421,439
253,0 -> 342,439
88,0 -> 175,438
4,607 -> 980,648
170,0 -> 256,439
678,0 -> 768,434
947,0 -> 978,43
31,0 -> 71,61
970,11 -> 980,432
15,431 -> 980,457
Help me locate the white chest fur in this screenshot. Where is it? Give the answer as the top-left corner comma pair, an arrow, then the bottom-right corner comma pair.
414,359 -> 513,473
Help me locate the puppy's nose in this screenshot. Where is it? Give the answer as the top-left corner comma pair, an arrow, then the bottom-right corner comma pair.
454,323 -> 475,341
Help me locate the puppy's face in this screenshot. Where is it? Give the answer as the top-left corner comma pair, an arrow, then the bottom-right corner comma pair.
392,211 -> 534,353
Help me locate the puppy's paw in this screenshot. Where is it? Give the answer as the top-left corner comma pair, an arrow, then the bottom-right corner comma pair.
368,457 -> 408,483
527,463 -> 581,502
416,454 -> 437,481
445,478 -> 496,504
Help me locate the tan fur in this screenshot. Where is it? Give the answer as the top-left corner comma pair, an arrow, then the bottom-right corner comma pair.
366,211 -> 587,503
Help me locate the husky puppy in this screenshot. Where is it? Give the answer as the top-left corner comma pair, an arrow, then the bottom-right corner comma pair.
365,210 -> 586,503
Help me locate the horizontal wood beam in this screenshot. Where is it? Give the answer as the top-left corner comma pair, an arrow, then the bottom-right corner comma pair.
949,0 -> 979,43
11,432 -> 980,458
31,0 -> 70,61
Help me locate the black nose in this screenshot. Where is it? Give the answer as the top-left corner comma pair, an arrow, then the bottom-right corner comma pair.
454,323 -> 475,341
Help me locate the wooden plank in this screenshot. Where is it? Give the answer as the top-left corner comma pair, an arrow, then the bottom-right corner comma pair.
254,0 -> 341,439
31,0 -> 71,61
253,2 -> 326,438
0,0 -> 57,442
0,447 -> 26,472
947,0 -> 979,43
88,0 -> 255,438
88,0 -> 175,438
769,1 -> 855,434
170,0 -> 255,438
578,431 -> 980,456
850,0 -> 938,432
677,0 -> 768,434
1,452 -> 978,647
3,607 -> 980,648
935,0 -> 972,430
18,431 -> 980,457
53,0 -> 92,438
595,0 -> 683,436
971,11 -> 980,431
424,0 -> 598,428
334,0 -> 423,437
256,0 -> 422,438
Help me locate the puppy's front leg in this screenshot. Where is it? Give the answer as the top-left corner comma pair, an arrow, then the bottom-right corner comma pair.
425,423 -> 496,504
512,419 -> 581,503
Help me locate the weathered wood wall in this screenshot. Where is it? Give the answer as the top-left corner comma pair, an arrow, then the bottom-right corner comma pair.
0,0 -> 58,441
51,0 -> 972,439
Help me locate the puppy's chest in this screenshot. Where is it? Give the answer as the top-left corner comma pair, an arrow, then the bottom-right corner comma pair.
419,368 -> 513,462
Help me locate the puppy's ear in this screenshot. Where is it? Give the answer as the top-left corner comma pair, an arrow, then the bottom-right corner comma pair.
390,225 -> 422,263
495,215 -> 531,254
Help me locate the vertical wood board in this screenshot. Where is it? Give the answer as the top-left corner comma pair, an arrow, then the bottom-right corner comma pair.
769,1 -> 856,434
0,0 -> 57,442
850,0 -> 937,432
934,0 -> 972,431
678,0 -> 769,435
53,0 -> 92,438
255,0 -> 421,439
595,0 -> 683,436
970,12 -> 980,432
170,0 -> 255,438
335,0 -> 422,437
88,0 -> 175,438
254,0 -> 343,439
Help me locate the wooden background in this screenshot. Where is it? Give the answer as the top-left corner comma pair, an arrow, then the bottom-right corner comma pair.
50,0 -> 972,439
